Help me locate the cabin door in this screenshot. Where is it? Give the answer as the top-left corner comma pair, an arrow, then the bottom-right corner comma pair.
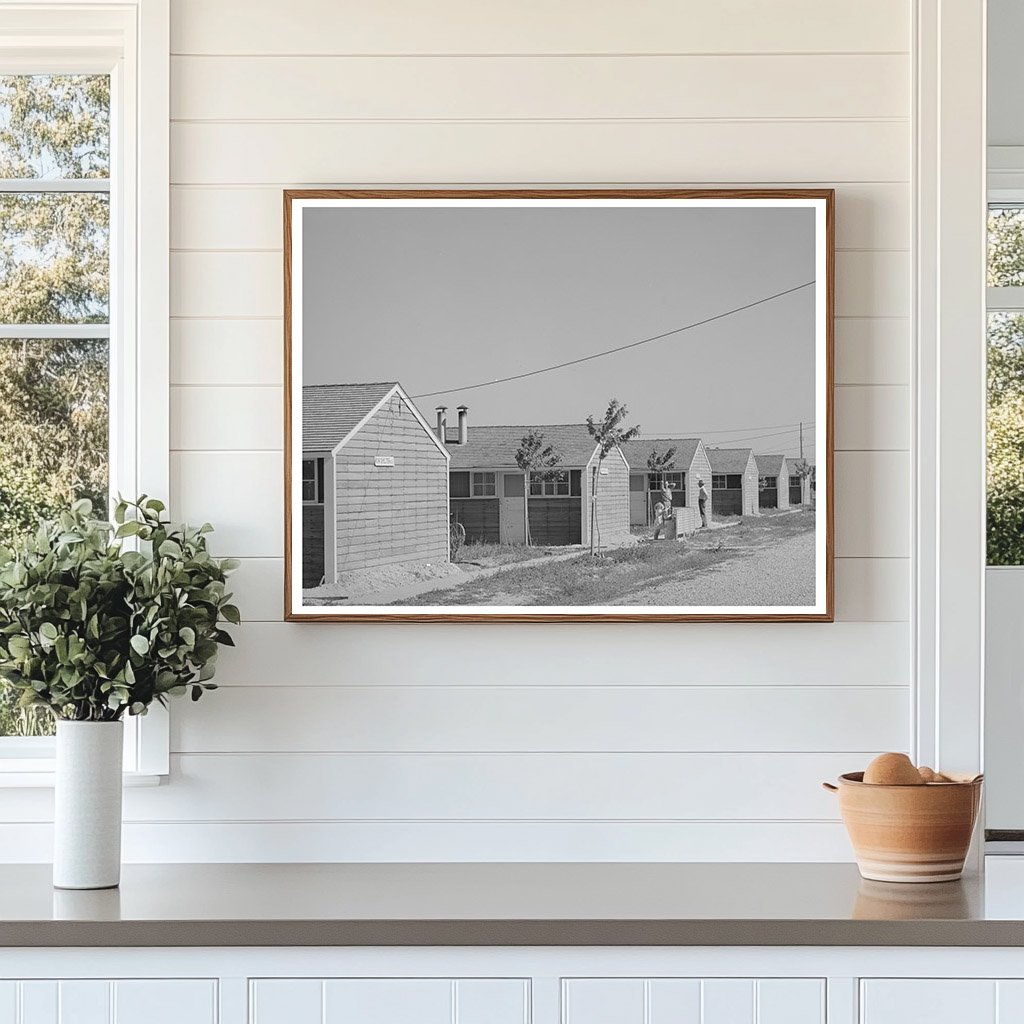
500,473 -> 526,545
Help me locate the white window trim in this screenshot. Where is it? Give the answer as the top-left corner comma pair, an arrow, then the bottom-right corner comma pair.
0,0 -> 170,784
913,0 -> 987,828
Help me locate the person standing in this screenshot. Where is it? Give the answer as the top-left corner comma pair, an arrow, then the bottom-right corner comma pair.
697,477 -> 709,528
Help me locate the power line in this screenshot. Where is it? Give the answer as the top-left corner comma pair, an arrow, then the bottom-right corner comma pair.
708,424 -> 816,447
411,280 -> 815,401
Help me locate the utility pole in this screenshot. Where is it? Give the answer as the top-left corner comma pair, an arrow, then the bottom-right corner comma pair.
799,421 -> 804,461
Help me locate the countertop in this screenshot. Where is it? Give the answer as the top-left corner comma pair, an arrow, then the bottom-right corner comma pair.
6,861 -> 1024,947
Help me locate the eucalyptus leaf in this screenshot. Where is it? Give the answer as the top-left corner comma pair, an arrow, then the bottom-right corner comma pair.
0,497 -> 238,722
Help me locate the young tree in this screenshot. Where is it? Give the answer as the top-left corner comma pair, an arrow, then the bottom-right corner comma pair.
645,446 -> 677,525
514,430 -> 561,546
790,458 -> 815,508
586,399 -> 640,555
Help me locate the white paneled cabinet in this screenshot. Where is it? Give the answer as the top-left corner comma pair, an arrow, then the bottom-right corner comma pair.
250,978 -> 529,1024
860,979 -> 1024,1023
563,978 -> 824,1024
0,980 -> 216,1024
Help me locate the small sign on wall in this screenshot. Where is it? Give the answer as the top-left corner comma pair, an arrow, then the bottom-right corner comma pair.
374,456 -> 395,468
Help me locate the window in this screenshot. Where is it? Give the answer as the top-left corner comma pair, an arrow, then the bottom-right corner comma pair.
712,473 -> 741,490
759,476 -> 777,490
790,475 -> 801,488
302,458 -> 324,504
647,471 -> 684,492
449,471 -> 470,498
530,469 -> 570,496
0,4 -> 169,774
472,471 -> 496,497
987,205 -> 1024,565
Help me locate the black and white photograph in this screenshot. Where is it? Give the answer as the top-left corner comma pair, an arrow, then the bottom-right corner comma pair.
285,191 -> 833,621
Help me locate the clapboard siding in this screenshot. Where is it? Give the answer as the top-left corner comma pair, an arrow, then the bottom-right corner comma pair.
170,183 -> 909,251
170,0 -> 909,55
170,685 -> 909,753
0,821 -> 856,864
113,752 -> 863,822
211,622 -> 910,687
171,55 -> 909,121
170,121 -> 909,186
0,0 -> 917,864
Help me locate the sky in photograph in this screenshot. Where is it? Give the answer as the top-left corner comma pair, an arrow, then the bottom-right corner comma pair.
302,204 -> 818,460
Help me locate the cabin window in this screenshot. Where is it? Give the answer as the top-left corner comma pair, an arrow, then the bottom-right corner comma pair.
789,475 -> 801,487
759,476 -> 777,490
530,470 -> 571,496
472,471 -> 496,497
302,458 -> 324,503
449,471 -> 470,498
712,474 -> 742,489
647,471 -> 684,491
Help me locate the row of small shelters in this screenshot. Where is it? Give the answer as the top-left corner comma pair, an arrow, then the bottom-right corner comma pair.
300,383 -> 810,587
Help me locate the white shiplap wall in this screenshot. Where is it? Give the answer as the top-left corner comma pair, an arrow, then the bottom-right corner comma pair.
6,1 -> 917,861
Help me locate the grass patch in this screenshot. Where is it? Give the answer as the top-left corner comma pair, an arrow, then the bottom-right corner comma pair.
454,541 -> 571,567
396,541 -> 740,607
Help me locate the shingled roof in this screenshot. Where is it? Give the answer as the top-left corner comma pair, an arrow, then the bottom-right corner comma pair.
620,438 -> 702,472
755,454 -> 787,478
445,424 -> 601,469
302,382 -> 399,450
707,447 -> 755,474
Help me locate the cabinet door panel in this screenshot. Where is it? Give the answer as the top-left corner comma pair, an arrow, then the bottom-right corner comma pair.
861,981 -> 997,1024
113,981 -> 216,1024
323,980 -> 451,1024
18,983 -> 56,1024
701,980 -> 754,1024
0,984 -> 16,1024
563,980 -> 645,1024
58,982 -> 110,1024
250,979 -> 322,1024
757,979 -> 825,1024
648,980 -> 701,1024
455,980 -> 529,1024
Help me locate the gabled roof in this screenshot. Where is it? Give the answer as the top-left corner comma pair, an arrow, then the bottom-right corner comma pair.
445,424 -> 601,469
302,383 -> 398,450
756,454 -> 788,478
707,447 -> 755,474
620,438 -> 702,472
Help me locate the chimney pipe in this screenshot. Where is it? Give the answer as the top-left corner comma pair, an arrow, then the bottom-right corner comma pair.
435,406 -> 447,443
457,405 -> 468,446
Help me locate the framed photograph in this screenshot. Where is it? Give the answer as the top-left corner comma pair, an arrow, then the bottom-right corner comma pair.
284,189 -> 833,622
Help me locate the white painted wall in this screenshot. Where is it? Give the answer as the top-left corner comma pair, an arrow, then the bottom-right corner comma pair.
3,0 -> 915,861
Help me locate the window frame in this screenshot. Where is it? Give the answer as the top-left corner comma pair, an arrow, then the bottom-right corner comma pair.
0,1 -> 170,783
302,457 -> 324,504
471,471 -> 496,497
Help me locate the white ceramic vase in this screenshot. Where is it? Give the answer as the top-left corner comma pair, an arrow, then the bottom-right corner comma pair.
53,720 -> 124,890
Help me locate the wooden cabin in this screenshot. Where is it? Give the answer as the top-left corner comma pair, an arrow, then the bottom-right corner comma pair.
302,383 -> 450,587
620,438 -> 713,533
442,410 -> 630,549
707,448 -> 760,517
756,454 -> 791,510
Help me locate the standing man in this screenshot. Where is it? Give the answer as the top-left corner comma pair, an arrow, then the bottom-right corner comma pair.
697,477 -> 709,528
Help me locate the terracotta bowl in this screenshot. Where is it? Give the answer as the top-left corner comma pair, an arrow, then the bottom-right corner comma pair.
823,772 -> 983,883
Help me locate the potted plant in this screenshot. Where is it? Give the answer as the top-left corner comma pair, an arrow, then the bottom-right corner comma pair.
0,497 -> 239,889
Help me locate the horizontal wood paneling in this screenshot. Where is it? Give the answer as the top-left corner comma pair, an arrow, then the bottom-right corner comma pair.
171,250 -> 907,320
117,752 -> 858,821
171,386 -> 281,450
835,385 -> 910,450
170,684 -> 909,753
170,320 -> 283,385
834,318 -> 909,385
834,451 -> 910,558
171,55 -> 908,121
211,621 -> 910,687
170,183 -> 909,251
170,0 -> 910,56
170,121 -> 909,186
0,820 -> 857,863
170,451 -> 282,557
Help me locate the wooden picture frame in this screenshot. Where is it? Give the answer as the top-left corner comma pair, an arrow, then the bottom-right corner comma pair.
284,189 -> 834,622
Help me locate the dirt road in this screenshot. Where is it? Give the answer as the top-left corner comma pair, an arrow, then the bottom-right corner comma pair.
617,527 -> 815,607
